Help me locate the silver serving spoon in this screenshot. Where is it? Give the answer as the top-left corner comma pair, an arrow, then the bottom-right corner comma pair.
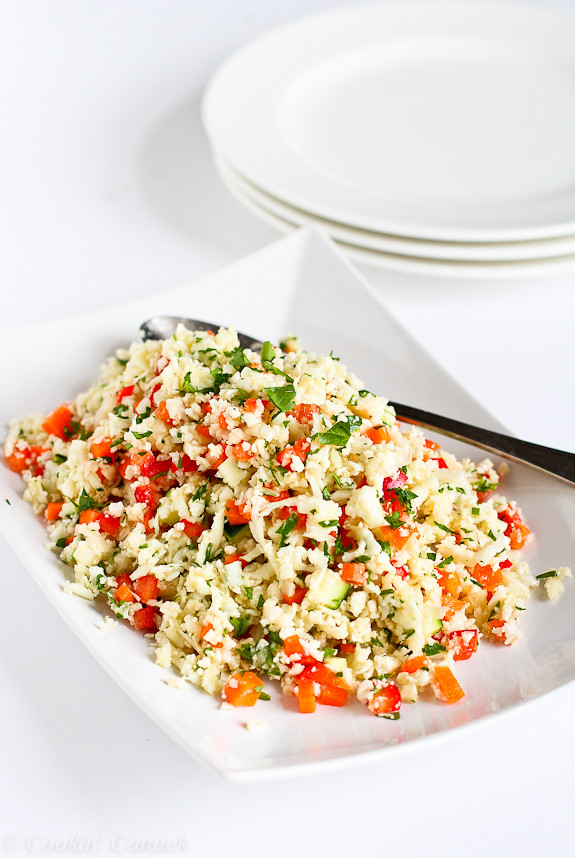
140,316 -> 575,487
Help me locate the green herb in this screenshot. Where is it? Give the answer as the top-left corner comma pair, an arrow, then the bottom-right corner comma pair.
265,384 -> 295,413
53,453 -> 67,464
267,630 -> 283,646
382,712 -> 401,721
211,368 -> 231,393
276,512 -> 299,548
322,487 -> 331,501
135,406 -> 152,424
437,555 -> 454,569
261,341 -> 292,379
257,594 -> 265,610
55,537 -> 67,549
230,615 -> 252,638
472,506 -> 480,515
323,648 -> 337,658
371,637 -> 385,648
233,389 -> 250,405
319,520 -> 339,528
378,540 -> 391,556
384,511 -> 403,530
434,520 -> 456,534
536,570 -> 557,580
71,488 -> 101,514
404,629 -> 415,639
423,642 -> 446,656
192,483 -> 208,502
116,356 -> 128,366
427,551 -> 437,561
315,415 -> 362,448
358,389 -> 373,398
259,692 -> 271,701
393,487 -> 417,512
244,586 -> 254,600
473,477 -> 498,493
380,588 -> 394,596
354,555 -> 370,563
110,438 -> 124,448
487,529 -> 496,541
132,430 -> 152,440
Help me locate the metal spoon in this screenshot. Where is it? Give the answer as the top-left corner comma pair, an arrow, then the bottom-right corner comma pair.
140,315 -> 575,487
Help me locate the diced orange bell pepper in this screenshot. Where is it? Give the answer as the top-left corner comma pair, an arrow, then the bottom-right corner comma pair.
225,499 -> 250,525
317,685 -> 348,707
222,671 -> 263,707
41,405 -> 75,441
44,501 -> 64,522
181,520 -> 206,541
115,582 -> 135,603
297,679 -> 316,713
155,400 -> 174,425
399,655 -> 427,674
432,665 -> 465,703
341,562 -> 367,586
231,442 -> 254,462
473,564 -> 502,591
90,437 -> 112,459
365,425 -> 391,445
283,635 -> 305,657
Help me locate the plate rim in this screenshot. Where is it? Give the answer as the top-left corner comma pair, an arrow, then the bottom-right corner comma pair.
203,0 -> 575,242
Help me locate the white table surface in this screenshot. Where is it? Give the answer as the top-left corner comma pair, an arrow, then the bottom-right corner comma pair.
1,1 -> 574,856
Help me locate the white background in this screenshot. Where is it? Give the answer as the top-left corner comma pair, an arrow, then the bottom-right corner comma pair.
1,2 -> 574,856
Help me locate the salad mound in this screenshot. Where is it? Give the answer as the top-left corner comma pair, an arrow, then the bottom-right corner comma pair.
5,326 -> 570,716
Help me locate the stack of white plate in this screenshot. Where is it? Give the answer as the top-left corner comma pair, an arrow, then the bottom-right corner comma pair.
203,2 -> 575,279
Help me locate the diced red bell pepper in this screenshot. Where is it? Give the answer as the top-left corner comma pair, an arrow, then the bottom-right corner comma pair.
79,508 -> 121,537
278,505 -> 307,530
282,586 -> 307,605
289,403 -> 321,424
448,629 -> 478,661
134,483 -> 159,510
181,520 -> 206,541
339,642 -> 355,654
116,385 -> 135,403
276,437 -> 311,471
133,605 -> 158,631
300,662 -> 349,691
368,682 -> 402,715
231,442 -> 254,462
197,424 -> 212,439
134,574 -> 159,603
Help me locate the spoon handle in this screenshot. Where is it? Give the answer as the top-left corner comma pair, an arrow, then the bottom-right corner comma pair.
139,316 -> 574,487
391,401 -> 575,486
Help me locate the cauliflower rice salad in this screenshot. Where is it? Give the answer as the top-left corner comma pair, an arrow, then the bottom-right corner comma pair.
4,326 -> 571,716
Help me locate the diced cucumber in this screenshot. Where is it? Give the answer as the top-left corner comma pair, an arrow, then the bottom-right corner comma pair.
312,569 -> 350,609
158,507 -> 179,526
423,608 -> 443,638
224,523 -> 250,544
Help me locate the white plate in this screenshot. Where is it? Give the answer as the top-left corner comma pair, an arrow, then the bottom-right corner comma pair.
1,229 -> 574,780
203,2 -> 575,242
217,161 -> 575,279
219,156 -> 575,262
